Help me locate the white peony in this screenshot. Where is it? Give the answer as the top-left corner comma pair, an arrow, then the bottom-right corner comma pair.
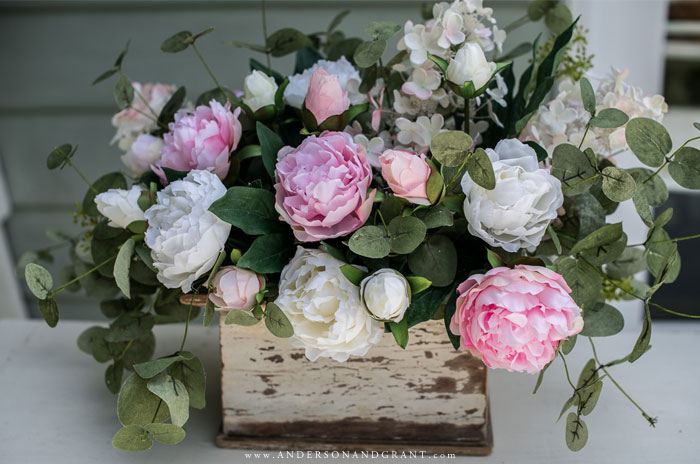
283,57 -> 365,108
275,247 -> 384,362
360,269 -> 411,322
446,42 -> 496,90
242,70 -> 278,112
144,170 -> 231,292
461,139 -> 563,252
94,185 -> 146,229
121,134 -> 163,176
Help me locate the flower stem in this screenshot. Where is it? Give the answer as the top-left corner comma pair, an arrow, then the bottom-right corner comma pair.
61,152 -> 98,194
464,98 -> 470,134
651,232 -> 700,244
191,43 -> 225,95
48,254 -> 117,298
648,301 -> 700,319
578,121 -> 591,150
504,14 -> 530,34
178,293 -> 196,352
261,0 -> 271,70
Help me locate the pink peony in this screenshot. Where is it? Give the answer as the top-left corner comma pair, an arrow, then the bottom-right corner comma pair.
378,149 -> 432,205
450,265 -> 583,374
274,131 -> 376,242
304,69 -> 350,124
209,266 -> 265,311
153,99 -> 242,184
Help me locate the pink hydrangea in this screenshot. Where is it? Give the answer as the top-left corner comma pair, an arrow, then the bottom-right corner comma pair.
450,265 -> 583,374
274,131 -> 376,242
153,99 -> 242,184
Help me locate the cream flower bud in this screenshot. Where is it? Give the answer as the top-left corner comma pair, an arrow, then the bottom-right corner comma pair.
242,70 -> 278,112
446,42 -> 496,90
94,185 -> 146,229
360,269 -> 411,322
209,266 -> 265,311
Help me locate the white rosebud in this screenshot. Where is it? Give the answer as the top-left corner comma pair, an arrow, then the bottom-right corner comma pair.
275,247 -> 383,362
446,42 -> 496,90
461,139 -> 563,253
144,170 -> 231,292
242,70 -> 278,112
121,134 -> 163,176
94,185 -> 146,229
360,269 -> 411,322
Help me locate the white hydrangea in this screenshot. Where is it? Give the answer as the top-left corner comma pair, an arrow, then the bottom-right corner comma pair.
144,170 -> 231,292
461,139 -> 563,252
283,57 -> 366,108
94,185 -> 146,229
111,82 -> 176,151
275,247 -> 384,362
395,114 -> 445,152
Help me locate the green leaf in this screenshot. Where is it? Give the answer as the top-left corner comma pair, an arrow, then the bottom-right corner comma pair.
209,186 -> 284,235
256,121 -> 285,179
404,285 -> 450,328
327,37 -> 363,62
486,249 -> 504,268
388,216 -> 427,254
580,303 -> 624,337
105,361 -> 124,394
47,143 -> 75,170
143,423 -> 186,445
579,77 -> 596,115
668,146 -> 700,189
92,68 -> 118,86
532,359 -> 552,394
171,354 -> 206,409
264,302 -> 294,338
365,21 -> 401,40
133,355 -> 182,379
524,140 -> 549,162
353,39 -> 386,68
443,285 -> 460,350
407,235 -> 457,287
147,373 -> 189,427
237,233 -> 295,274
112,425 -> 153,451
646,228 -> 680,283
625,117 -> 672,167
548,225 -> 563,255
114,74 -> 134,110
629,303 -> 652,363
406,275 -> 432,295
388,318 -> 409,349
429,131 -> 472,167
236,144 -> 262,162
114,238 -> 135,298
118,373 -> 170,426
565,413 -> 588,451
348,225 -> 391,259
195,87 -> 239,106
607,247 -> 646,279
601,166 -> 636,202
160,31 -> 192,53
558,395 -> 575,421
203,299 -> 216,327
83,172 -> 127,217
466,148 -> 496,190
561,335 -> 577,355
552,144 -> 598,195
328,10 -> 350,32
414,205 -> 453,229
555,257 -> 603,310
579,380 -> 603,416
106,313 -> 155,343
628,168 -> 668,207
25,263 -> 53,299
38,298 -> 59,328
157,86 -> 186,129
570,223 -> 623,256
224,309 -> 260,326
266,28 -> 311,57
590,108 -> 629,129
340,264 -> 368,286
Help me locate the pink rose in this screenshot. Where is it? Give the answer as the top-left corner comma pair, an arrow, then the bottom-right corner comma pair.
153,99 -> 242,184
209,266 -> 265,311
304,69 -> 350,124
450,265 -> 583,374
274,131 -> 376,242
378,149 -> 432,205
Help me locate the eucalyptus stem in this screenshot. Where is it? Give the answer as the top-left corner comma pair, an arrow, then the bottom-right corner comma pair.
133,88 -> 160,120
648,301 -> 700,319
464,98 -> 470,134
179,293 -> 196,352
115,340 -> 134,361
558,350 -> 577,391
191,43 -> 225,95
48,254 -> 117,298
644,135 -> 700,185
651,232 -> 700,245
64,156 -> 98,194
261,0 -> 271,70
578,121 -> 591,150
150,399 -> 163,423
504,13 -> 530,33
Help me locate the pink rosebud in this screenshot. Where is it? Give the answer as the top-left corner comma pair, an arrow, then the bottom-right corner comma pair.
378,149 -> 432,205
274,131 -> 376,242
153,99 -> 242,184
450,265 -> 583,374
304,69 -> 350,124
208,266 -> 265,311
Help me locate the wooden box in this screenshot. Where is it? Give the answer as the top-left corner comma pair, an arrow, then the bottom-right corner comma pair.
217,314 -> 492,455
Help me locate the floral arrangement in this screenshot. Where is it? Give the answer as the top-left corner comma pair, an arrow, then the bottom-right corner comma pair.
20,0 -> 700,453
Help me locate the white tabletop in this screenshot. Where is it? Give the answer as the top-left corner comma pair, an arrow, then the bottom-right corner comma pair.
0,318 -> 698,463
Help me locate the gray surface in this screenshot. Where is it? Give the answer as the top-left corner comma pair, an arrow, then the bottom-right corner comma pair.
1,318 -> 698,463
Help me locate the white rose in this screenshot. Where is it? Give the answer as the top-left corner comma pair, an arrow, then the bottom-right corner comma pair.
242,70 -> 278,112
94,185 -> 146,229
461,139 -> 563,252
275,247 -> 383,362
121,134 -> 163,176
144,170 -> 231,292
446,42 -> 496,90
360,269 -> 411,322
283,57 -> 365,108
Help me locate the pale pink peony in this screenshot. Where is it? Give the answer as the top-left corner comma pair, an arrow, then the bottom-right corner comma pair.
450,265 -> 583,374
153,99 -> 242,184
378,149 -> 432,205
304,69 -> 350,124
274,131 -> 376,242
209,266 -> 265,311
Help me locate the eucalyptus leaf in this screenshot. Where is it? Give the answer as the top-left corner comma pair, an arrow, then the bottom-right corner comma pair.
668,147 -> 700,189
47,144 -> 74,170
114,74 -> 134,110
552,144 -> 598,195
353,39 -> 386,68
430,131 -> 472,167
414,205 -> 453,229
625,117 -> 672,167
646,228 -> 680,283
147,373 -> 189,427
555,257 -> 603,310
38,298 -> 59,328
407,235 -> 457,287
133,355 -> 182,379
25,263 -> 53,299
590,108 -> 628,129
203,299 -> 216,327
561,335 -> 577,355
629,304 -> 652,363
628,168 -> 668,206
528,0 -> 557,20
388,216 -> 427,254
466,148 -> 496,190
579,77 -> 596,114
580,303 -> 624,337
579,380 -> 603,416
365,21 -> 401,40
105,361 -> 124,394
570,223 -> 623,256
349,225 -> 391,259
265,302 -> 294,338
267,28 -> 312,57
118,373 -> 170,426
224,309 -> 260,326
171,354 -> 206,409
161,31 -> 192,53
601,166 -> 636,202
143,423 -> 186,445
112,425 -> 152,451
106,313 -> 155,343
114,238 -> 135,298
607,247 -> 646,279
